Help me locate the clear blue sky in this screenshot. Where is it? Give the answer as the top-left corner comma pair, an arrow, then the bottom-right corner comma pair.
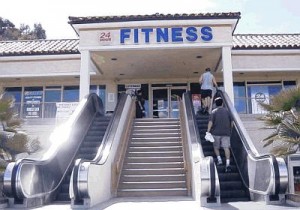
0,0 -> 299,39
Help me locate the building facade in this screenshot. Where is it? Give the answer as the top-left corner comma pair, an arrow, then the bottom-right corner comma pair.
0,12 -> 299,120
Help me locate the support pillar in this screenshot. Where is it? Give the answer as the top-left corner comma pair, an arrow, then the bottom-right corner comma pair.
222,46 -> 234,104
79,50 -> 91,100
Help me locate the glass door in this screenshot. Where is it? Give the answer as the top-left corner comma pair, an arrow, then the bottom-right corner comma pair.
153,88 -> 168,118
170,88 -> 186,118
152,86 -> 186,118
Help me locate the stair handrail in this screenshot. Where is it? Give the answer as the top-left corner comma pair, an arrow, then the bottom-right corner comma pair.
217,90 -> 288,200
3,93 -> 104,203
70,93 -> 134,207
182,92 -> 220,204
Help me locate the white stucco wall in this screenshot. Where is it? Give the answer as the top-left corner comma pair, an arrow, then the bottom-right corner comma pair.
0,55 -> 81,78
232,50 -> 300,72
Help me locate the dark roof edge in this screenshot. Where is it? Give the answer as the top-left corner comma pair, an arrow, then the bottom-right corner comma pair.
68,12 -> 241,24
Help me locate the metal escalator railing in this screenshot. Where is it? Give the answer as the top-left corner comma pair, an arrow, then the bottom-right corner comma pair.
70,94 -> 134,208
181,92 -> 220,205
3,93 -> 105,206
217,90 -> 288,201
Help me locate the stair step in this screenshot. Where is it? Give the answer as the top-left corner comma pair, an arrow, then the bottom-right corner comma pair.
126,151 -> 183,157
131,136 -> 181,141
130,141 -> 182,147
133,128 -> 181,133
132,133 -> 181,138
117,188 -> 188,197
123,162 -> 184,169
128,145 -> 183,152
122,168 -> 186,175
119,181 -> 187,189
125,156 -> 183,163
120,174 -> 186,182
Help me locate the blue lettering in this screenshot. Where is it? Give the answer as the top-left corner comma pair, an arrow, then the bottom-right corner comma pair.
186,27 -> 197,42
156,28 -> 168,42
172,27 -> 183,42
134,28 -> 139,43
120,29 -> 131,44
141,28 -> 153,43
201,26 -> 213,41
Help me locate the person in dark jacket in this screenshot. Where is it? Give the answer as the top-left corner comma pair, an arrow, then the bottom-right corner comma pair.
207,97 -> 233,172
135,90 -> 145,118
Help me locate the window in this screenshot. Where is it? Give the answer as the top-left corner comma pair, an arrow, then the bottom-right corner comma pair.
44,86 -> 62,118
234,82 -> 246,114
63,86 -> 79,102
5,87 -> 22,117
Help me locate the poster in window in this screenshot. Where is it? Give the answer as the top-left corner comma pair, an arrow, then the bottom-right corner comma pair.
250,86 -> 269,114
24,91 -> 43,118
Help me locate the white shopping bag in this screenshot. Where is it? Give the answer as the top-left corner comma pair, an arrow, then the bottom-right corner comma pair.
205,132 -> 215,143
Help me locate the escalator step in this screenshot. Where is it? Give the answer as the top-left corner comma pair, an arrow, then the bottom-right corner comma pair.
221,197 -> 250,203
218,173 -> 240,181
82,141 -> 101,147
60,183 -> 69,192
220,181 -> 243,190
84,136 -> 103,142
56,193 -> 71,201
221,189 -> 248,199
79,147 -> 99,153
87,130 -> 106,136
216,165 -> 237,173
81,153 -> 97,160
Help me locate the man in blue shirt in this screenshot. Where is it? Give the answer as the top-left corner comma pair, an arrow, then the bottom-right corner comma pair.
199,68 -> 218,114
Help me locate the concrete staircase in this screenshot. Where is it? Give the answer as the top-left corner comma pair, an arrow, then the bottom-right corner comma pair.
117,118 -> 188,197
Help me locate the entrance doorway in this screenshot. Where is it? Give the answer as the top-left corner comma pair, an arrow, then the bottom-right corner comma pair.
152,86 -> 187,118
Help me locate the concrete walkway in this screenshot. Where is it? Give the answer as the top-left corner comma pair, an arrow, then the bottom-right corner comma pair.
2,197 -> 299,210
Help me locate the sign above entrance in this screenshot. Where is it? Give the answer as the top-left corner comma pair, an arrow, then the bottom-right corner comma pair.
98,26 -> 213,46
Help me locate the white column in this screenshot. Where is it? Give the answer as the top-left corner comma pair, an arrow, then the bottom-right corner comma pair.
79,50 -> 91,100
222,46 -> 234,104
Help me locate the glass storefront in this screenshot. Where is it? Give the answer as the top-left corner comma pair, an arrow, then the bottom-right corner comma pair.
190,80 -> 296,114
4,80 -> 296,119
5,85 -> 106,119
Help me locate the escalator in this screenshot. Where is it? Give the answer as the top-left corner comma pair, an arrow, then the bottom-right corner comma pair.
54,114 -> 111,202
183,90 -> 288,205
196,114 -> 250,202
3,93 -> 117,208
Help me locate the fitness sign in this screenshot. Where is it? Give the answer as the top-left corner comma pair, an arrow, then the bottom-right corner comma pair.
98,26 -> 213,45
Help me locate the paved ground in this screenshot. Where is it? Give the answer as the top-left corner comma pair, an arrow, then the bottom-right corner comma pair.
1,197 -> 299,210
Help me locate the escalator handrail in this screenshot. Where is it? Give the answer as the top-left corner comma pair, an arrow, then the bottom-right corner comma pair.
217,89 -> 287,195
72,93 -> 131,203
182,92 -> 218,201
4,93 -> 104,200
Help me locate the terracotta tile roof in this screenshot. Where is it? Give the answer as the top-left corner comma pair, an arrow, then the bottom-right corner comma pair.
0,34 -> 299,57
233,34 -> 300,49
0,39 -> 79,56
68,12 -> 241,24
